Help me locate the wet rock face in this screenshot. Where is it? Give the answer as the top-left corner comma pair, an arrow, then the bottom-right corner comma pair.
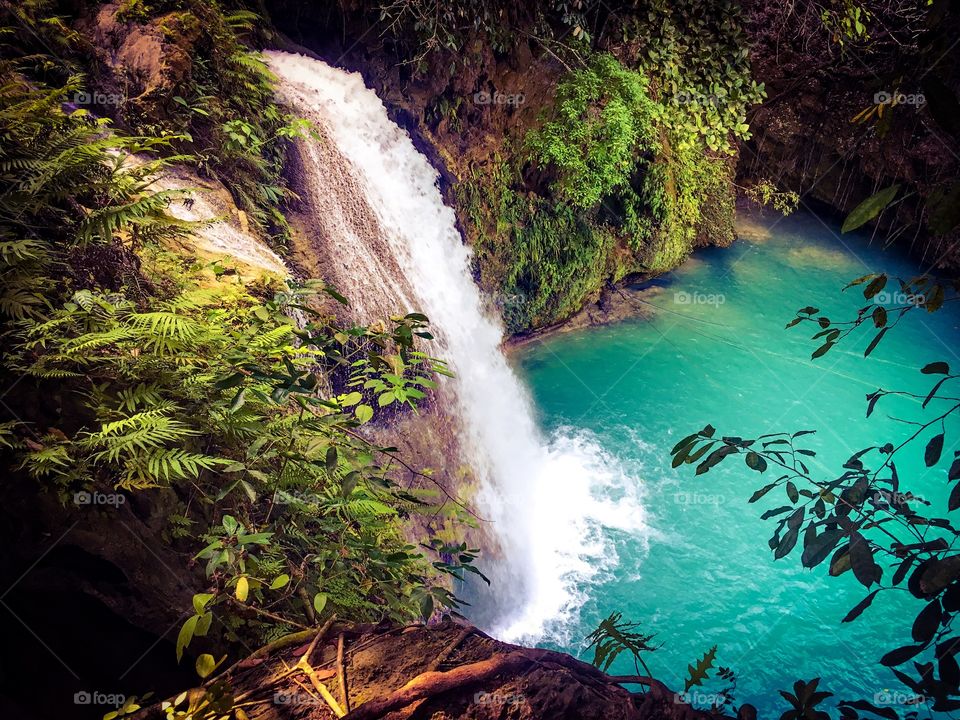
76,2 -> 199,128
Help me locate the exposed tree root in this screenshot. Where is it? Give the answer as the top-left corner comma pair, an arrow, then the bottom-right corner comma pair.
131,620 -> 733,720
342,651 -> 535,720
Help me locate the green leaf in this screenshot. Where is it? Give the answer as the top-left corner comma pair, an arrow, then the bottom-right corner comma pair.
745,451 -> 767,472
355,404 -> 374,424
786,481 -> 799,504
926,182 -> 960,235
684,646 -> 717,692
748,483 -> 776,503
176,614 -> 199,662
841,590 -> 878,623
926,432 -> 945,467
313,592 -> 328,615
862,274 -> 888,300
195,612 -> 212,637
195,653 -> 217,679
864,328 -> 888,357
192,593 -> 214,614
872,306 -> 887,328
340,391 -> 362,407
270,574 -> 290,590
811,342 -> 834,359
842,186 -> 900,233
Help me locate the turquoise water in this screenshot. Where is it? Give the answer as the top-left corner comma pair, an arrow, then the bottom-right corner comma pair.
514,211 -> 960,714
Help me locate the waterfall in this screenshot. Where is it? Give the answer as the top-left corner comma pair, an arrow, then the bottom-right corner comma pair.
266,50 -> 649,643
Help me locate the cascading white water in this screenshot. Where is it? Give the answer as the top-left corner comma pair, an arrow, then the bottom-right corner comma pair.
266,50 -> 649,642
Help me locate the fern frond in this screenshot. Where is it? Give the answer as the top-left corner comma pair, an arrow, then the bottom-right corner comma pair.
249,324 -> 293,349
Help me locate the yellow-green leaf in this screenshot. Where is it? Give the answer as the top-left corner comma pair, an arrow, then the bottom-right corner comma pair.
270,573 -> 290,590
195,653 -> 217,679
355,404 -> 373,424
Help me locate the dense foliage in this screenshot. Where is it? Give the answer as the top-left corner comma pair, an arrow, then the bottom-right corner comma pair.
463,41 -> 743,331
2,0 -> 308,246
0,9 -> 479,687
527,54 -> 658,209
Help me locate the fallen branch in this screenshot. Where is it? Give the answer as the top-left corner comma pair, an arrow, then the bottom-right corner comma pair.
337,632 -> 351,713
218,614 -> 337,682
302,660 -> 345,717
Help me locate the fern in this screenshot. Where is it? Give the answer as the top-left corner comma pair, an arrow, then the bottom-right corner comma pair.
78,189 -> 188,243
115,383 -> 165,412
586,612 -> 658,676
82,409 -> 197,463
131,311 -> 203,345
128,448 -> 227,485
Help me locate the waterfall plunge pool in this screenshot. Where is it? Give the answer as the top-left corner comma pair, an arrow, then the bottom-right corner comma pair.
500,209 -> 960,714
